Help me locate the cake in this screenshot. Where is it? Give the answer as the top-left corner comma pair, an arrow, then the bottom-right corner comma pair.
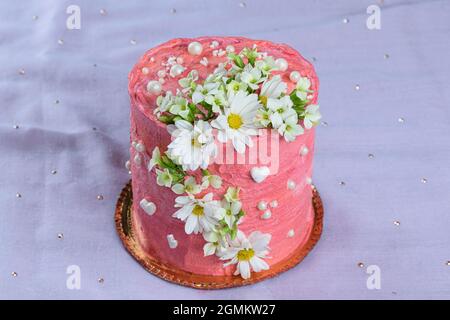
126,37 -> 321,284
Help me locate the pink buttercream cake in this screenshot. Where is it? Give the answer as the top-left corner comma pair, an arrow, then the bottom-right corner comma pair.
128,37 -> 320,280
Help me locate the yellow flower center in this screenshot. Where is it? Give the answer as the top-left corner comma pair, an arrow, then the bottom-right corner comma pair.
227,113 -> 243,129
192,205 -> 204,216
259,96 -> 268,106
237,248 -> 255,261
191,137 -> 201,147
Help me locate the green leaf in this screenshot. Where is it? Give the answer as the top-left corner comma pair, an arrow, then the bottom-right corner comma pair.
228,53 -> 245,69
158,114 -> 176,124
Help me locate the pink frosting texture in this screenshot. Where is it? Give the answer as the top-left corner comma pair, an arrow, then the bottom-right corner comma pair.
128,37 -> 319,276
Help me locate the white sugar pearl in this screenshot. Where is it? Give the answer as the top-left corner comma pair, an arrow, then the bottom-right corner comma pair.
146,80 -> 162,95
170,64 -> 185,77
300,146 -> 309,156
257,201 -> 268,211
270,200 -> 278,208
287,229 -> 295,238
157,70 -> 166,78
188,41 -> 203,56
135,142 -> 145,153
306,177 -> 312,185
261,210 -> 272,220
289,71 -> 301,83
226,45 -> 235,53
176,57 -> 184,64
158,78 -> 165,84
287,180 -> 296,190
125,160 -> 131,170
134,154 -> 142,166
275,58 -> 288,71
141,67 -> 149,75
131,141 -> 137,148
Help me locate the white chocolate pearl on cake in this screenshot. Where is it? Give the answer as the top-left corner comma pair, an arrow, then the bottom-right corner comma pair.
158,78 -> 165,84
131,141 -> 137,148
287,229 -> 295,238
289,71 -> 301,83
188,41 -> 203,55
135,142 -> 145,153
300,146 -> 309,156
157,70 -> 166,78
170,64 -> 185,77
146,80 -> 162,95
270,200 -> 278,208
261,210 -> 272,220
176,57 -> 184,64
275,58 -> 288,71
306,177 -> 312,185
287,180 -> 296,190
226,45 -> 235,53
257,201 -> 268,211
141,67 -> 149,75
125,160 -> 131,170
134,154 -> 141,166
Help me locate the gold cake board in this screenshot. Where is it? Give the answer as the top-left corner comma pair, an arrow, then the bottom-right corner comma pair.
115,180 -> 324,290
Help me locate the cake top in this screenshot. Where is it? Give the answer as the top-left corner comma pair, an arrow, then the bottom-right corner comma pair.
129,37 -> 321,279
129,37 -> 320,152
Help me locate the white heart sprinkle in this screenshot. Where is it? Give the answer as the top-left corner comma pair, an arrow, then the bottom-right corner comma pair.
167,234 -> 178,249
140,199 -> 156,215
250,166 -> 270,183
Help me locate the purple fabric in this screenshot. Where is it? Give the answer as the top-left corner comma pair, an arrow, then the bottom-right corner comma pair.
1,0 -> 450,300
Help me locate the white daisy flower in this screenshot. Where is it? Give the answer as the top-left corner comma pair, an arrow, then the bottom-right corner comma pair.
172,193 -> 225,235
260,75 -> 287,101
267,96 -> 294,129
221,231 -> 271,279
156,168 -> 173,187
302,104 -> 321,129
168,96 -> 190,119
226,80 -> 248,94
201,174 -> 223,189
221,199 -> 242,228
278,109 -> 304,142
167,119 -> 217,171
239,65 -> 265,90
155,91 -> 174,114
204,90 -> 227,113
192,82 -> 221,104
211,90 -> 260,154
203,231 -> 228,257
255,56 -> 276,75
178,70 -> 199,93
295,76 -> 313,100
255,108 -> 272,128
224,186 -> 240,203
147,147 -> 161,171
171,176 -> 203,195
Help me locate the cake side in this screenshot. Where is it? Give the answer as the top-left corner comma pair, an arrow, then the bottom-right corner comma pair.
128,37 -> 320,278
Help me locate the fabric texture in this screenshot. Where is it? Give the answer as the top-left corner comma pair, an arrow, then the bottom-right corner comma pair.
1,0 -> 450,299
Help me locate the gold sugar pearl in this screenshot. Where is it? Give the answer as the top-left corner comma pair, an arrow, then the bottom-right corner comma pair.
98,278 -> 104,284
97,195 -> 104,200
11,272 -> 18,277
357,262 -> 365,268
393,220 -> 400,226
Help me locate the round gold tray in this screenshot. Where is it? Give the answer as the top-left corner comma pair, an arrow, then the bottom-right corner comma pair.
115,180 -> 324,289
